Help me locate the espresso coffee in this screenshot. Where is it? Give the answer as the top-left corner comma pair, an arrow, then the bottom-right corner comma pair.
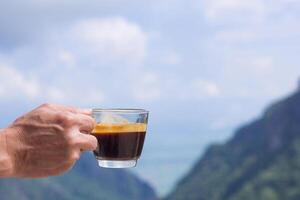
91,123 -> 147,160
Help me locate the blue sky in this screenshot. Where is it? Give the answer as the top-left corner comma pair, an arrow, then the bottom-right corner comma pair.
1,0 -> 300,196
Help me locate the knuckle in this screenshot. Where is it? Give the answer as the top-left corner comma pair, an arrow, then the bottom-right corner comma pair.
90,136 -> 98,149
91,118 -> 97,128
56,112 -> 75,126
80,116 -> 96,132
13,116 -> 25,124
55,112 -> 65,121
41,103 -> 52,109
65,135 -> 77,147
70,152 -> 80,161
64,114 -> 75,125
86,118 -> 96,131
37,103 -> 54,113
83,135 -> 97,150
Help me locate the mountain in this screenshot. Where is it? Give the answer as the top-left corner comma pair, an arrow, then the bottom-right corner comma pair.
0,153 -> 157,200
165,91 -> 300,200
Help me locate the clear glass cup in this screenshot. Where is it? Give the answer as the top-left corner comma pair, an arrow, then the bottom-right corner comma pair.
91,109 -> 149,168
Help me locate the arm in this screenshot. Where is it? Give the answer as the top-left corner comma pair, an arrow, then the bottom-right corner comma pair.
0,128 -> 13,177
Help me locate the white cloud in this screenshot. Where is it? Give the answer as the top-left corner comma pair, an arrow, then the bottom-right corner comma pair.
216,54 -> 296,101
0,17 -> 150,106
202,0 -> 266,22
65,17 -> 148,66
132,72 -> 162,102
47,87 -> 66,102
57,50 -> 76,69
82,91 -> 106,105
44,84 -> 107,105
192,79 -> 221,98
214,28 -> 260,43
252,56 -> 273,72
162,51 -> 182,65
0,64 -> 40,100
210,118 -> 232,131
212,17 -> 300,45
0,63 -> 67,102
231,56 -> 274,76
202,0 -> 300,25
0,63 -> 107,105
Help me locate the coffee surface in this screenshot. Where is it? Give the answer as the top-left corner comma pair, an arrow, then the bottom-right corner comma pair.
91,123 -> 147,160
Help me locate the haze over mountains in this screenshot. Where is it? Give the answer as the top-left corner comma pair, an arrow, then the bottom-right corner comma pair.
0,153 -> 157,200
165,89 -> 300,200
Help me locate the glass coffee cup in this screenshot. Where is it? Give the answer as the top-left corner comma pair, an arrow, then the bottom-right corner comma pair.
91,109 -> 149,168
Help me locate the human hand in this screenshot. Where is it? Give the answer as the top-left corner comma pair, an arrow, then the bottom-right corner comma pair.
0,103 -> 97,178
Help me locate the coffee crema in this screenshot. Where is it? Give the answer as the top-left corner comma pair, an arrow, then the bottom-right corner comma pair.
92,123 -> 147,134
91,123 -> 147,160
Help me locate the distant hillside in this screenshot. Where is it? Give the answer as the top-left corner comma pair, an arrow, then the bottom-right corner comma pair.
165,91 -> 300,200
0,153 -> 157,200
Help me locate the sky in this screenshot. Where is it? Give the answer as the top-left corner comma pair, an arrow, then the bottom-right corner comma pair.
1,0 -> 300,196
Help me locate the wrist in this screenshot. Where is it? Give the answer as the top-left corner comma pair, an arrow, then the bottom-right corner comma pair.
0,128 -> 14,177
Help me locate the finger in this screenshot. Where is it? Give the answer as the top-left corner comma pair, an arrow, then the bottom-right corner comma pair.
75,108 -> 92,116
74,132 -> 98,151
51,104 -> 92,116
66,107 -> 92,116
73,113 -> 96,133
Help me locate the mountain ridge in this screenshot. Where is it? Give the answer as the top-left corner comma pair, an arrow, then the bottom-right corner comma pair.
0,153 -> 157,200
165,91 -> 300,200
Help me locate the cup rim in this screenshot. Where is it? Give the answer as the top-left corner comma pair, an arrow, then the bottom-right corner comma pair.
92,108 -> 149,114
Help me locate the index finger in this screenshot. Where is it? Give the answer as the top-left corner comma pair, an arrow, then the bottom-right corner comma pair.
74,108 -> 92,116
73,113 -> 96,133
51,104 -> 92,116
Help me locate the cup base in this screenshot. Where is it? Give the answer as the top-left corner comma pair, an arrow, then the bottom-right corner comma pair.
97,160 -> 137,168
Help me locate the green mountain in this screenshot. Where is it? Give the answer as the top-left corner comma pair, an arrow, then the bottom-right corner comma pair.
165,91 -> 300,200
0,153 -> 157,200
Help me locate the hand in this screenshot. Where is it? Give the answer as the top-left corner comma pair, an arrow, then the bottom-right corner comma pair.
0,103 -> 97,178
